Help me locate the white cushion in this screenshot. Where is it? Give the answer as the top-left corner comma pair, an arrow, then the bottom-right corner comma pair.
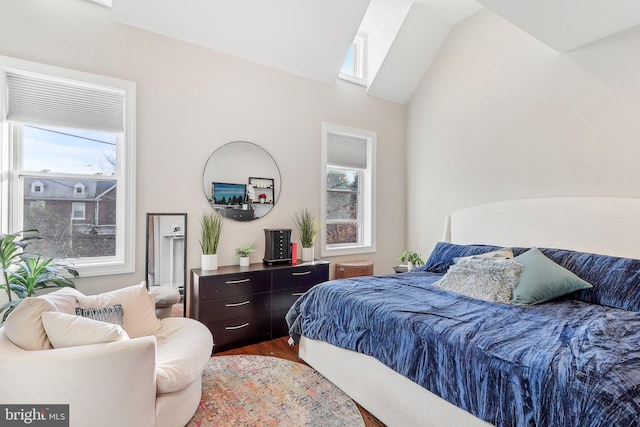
3,287 -> 85,350
77,282 -> 160,338
155,317 -> 213,393
4,297 -> 55,350
454,248 -> 514,263
41,311 -> 129,349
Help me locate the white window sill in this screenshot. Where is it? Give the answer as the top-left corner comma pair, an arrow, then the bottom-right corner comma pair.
321,244 -> 375,258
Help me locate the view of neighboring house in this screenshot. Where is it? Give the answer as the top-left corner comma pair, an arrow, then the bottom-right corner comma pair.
23,178 -> 116,259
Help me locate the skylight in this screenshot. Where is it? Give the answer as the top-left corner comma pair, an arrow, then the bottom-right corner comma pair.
339,32 -> 367,86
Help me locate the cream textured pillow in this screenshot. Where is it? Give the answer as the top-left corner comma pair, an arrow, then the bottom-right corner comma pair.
41,311 -> 129,349
77,282 -> 160,338
454,248 -> 514,264
3,287 -> 86,351
435,259 -> 524,303
4,297 -> 56,350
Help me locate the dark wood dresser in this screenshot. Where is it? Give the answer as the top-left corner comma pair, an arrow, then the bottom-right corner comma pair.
187,260 -> 329,352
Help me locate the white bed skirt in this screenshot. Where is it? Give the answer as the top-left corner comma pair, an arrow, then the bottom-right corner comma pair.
299,336 -> 493,427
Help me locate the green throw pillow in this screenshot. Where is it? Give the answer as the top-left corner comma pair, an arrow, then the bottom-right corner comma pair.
511,247 -> 592,305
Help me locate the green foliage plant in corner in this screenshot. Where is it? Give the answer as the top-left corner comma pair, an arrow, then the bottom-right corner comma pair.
199,211 -> 224,255
0,230 -> 78,322
292,208 -> 320,248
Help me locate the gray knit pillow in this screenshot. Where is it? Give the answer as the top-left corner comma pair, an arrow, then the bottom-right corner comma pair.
76,304 -> 124,325
434,259 -> 524,303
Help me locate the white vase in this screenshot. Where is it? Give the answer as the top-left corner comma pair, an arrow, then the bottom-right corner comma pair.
407,261 -> 414,271
301,247 -> 314,262
239,256 -> 250,267
201,254 -> 218,271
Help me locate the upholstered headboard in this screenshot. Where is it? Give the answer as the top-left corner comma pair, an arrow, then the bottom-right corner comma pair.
443,197 -> 640,260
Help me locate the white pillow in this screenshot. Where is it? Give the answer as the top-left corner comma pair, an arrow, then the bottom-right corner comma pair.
4,297 -> 56,350
41,311 -> 129,349
77,282 -> 160,338
4,287 -> 86,350
454,248 -> 514,264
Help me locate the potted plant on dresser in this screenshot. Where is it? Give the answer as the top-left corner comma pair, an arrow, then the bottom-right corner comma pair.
234,244 -> 255,267
293,208 -> 319,262
200,212 -> 223,271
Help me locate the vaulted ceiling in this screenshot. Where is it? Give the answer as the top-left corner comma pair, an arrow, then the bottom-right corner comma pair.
107,0 -> 640,104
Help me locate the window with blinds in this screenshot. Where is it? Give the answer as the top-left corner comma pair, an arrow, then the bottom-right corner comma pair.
321,123 -> 376,256
0,55 -> 136,277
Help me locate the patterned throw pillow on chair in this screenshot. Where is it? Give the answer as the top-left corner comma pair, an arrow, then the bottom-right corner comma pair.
76,304 -> 124,326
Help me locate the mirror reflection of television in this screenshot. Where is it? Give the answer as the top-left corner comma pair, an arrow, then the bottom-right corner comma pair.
211,182 -> 246,206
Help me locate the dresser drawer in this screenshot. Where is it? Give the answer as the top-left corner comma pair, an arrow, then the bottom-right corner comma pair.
199,270 -> 270,300
199,292 -> 271,324
272,286 -> 311,312
272,263 -> 329,291
272,309 -> 292,338
208,313 -> 271,350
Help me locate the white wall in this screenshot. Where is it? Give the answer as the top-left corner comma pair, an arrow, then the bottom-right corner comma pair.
407,9 -> 640,256
0,0 -> 406,293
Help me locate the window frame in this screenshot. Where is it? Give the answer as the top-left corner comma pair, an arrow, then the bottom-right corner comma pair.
339,32 -> 367,86
320,122 -> 376,257
71,202 -> 86,220
0,55 -> 136,277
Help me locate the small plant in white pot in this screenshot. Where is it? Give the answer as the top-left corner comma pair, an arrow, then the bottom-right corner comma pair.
398,251 -> 424,271
234,245 -> 255,267
200,212 -> 223,271
293,208 -> 319,262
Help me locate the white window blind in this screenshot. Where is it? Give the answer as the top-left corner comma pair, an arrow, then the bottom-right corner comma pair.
327,133 -> 367,169
6,72 -> 125,132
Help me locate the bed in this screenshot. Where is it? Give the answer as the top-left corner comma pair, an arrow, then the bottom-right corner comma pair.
286,197 -> 640,427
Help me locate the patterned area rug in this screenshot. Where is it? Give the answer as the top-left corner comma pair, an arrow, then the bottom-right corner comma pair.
186,355 -> 365,427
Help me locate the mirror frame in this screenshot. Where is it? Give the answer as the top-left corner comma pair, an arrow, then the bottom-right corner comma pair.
145,213 -> 187,295
202,141 -> 282,221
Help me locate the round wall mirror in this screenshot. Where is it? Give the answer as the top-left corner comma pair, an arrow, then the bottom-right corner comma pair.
202,141 -> 281,221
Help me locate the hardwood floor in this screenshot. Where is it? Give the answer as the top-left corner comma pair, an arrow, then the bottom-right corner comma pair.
216,337 -> 386,427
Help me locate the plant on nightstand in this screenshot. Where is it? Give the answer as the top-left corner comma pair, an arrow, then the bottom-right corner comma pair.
398,251 -> 424,271
200,212 -> 223,271
234,245 -> 255,267
293,208 -> 319,262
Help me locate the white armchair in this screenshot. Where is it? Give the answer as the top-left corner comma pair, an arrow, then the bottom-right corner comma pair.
0,283 -> 213,427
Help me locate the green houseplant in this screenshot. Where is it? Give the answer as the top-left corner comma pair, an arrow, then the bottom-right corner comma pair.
234,244 -> 256,267
293,208 -> 320,262
0,230 -> 78,322
199,211 -> 223,270
398,251 -> 424,271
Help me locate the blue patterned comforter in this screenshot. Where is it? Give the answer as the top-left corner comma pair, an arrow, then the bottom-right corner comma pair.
286,271 -> 640,427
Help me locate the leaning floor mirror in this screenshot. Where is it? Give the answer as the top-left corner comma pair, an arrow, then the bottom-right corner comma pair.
145,213 -> 187,295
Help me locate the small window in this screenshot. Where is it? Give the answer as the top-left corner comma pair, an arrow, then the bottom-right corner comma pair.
321,123 -> 376,256
31,180 -> 44,194
339,32 -> 367,86
72,203 -> 86,220
74,183 -> 86,195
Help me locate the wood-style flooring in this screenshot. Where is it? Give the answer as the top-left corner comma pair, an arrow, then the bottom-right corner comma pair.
216,337 -> 386,427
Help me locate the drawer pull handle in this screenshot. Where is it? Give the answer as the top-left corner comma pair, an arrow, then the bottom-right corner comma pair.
291,292 -> 305,296
226,278 -> 250,284
292,271 -> 312,276
225,323 -> 250,330
225,301 -> 250,307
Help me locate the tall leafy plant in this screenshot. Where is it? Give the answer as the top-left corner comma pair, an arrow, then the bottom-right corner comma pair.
0,230 -> 78,321
199,212 -> 224,255
293,208 -> 320,248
